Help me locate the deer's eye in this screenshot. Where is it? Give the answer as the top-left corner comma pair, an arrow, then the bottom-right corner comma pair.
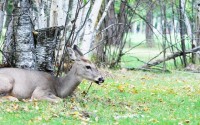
86,66 -> 91,69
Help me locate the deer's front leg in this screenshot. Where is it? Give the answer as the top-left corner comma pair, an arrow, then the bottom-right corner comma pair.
31,87 -> 62,103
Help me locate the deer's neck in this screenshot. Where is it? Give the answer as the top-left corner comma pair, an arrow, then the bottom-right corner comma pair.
56,68 -> 82,98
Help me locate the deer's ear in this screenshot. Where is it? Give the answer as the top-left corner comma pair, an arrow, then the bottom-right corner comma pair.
73,45 -> 84,59
66,47 -> 77,61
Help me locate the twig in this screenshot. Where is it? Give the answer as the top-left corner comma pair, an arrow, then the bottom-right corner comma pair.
122,40 -> 145,55
83,82 -> 93,97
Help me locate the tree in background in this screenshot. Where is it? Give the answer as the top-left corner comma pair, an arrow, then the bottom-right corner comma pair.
195,0 -> 200,63
145,0 -> 154,47
1,0 -> 200,72
0,0 -> 7,36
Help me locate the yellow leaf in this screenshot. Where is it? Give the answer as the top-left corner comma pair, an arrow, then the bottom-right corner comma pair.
70,111 -> 80,117
36,117 -> 42,121
143,107 -> 149,112
132,88 -> 138,94
13,104 -> 19,110
118,85 -> 125,92
149,118 -> 159,123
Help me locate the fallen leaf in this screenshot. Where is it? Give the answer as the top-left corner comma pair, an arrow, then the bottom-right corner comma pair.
12,104 -> 19,110
143,107 -> 149,112
185,120 -> 190,124
118,85 -> 125,92
131,88 -> 138,94
149,118 -> 159,123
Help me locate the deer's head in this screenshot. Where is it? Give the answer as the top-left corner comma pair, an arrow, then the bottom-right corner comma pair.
70,45 -> 104,84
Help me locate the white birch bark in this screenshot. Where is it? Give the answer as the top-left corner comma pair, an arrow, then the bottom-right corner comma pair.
34,0 -> 48,29
139,21 -> 144,34
0,0 -> 6,35
74,0 -> 91,45
0,4 -> 4,35
132,22 -> 138,34
54,0 -> 75,63
90,0 -> 114,51
50,0 -> 69,27
153,18 -> 157,34
71,0 -> 78,18
74,1 -> 89,45
181,0 -> 192,38
81,0 -> 103,57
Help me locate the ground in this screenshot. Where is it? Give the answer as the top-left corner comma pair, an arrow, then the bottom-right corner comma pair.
0,69 -> 199,125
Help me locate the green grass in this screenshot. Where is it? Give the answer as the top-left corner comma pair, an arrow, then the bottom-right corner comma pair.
0,70 -> 200,124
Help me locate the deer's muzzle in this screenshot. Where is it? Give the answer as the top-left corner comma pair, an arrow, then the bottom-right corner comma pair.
95,77 -> 104,85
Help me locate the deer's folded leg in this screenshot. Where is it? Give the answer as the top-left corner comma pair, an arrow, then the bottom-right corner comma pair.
0,74 -> 14,94
31,87 -> 62,103
0,96 -> 19,102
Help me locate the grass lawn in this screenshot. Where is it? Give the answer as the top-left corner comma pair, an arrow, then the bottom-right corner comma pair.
0,70 -> 200,125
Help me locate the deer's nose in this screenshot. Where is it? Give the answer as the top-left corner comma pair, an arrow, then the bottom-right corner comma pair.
98,77 -> 104,83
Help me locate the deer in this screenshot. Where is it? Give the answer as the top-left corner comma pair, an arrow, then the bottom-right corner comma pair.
0,46 -> 104,102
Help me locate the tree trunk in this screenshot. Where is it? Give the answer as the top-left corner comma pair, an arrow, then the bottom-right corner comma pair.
195,1 -> 200,64
0,2 -> 4,35
54,0 -> 75,66
50,0 -> 68,27
179,0 -> 187,67
81,0 -> 103,57
94,0 -> 114,66
109,0 -> 127,68
105,1 -> 116,45
2,17 -> 13,65
34,27 -> 63,73
181,0 -> 192,39
74,0 -> 90,45
160,0 -> 167,71
145,0 -> 154,47
12,0 -> 35,69
0,0 -> 7,35
33,0 -> 49,29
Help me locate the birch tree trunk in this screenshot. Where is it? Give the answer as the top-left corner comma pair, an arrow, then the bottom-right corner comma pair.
33,0 -> 47,29
71,0 -> 78,20
74,1 -> 90,45
81,0 -> 103,57
0,2 -> 4,35
0,0 -> 7,35
50,0 -> 68,27
178,0 -> 192,40
93,0 -> 114,66
2,16 -> 13,65
12,0 -> 35,69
